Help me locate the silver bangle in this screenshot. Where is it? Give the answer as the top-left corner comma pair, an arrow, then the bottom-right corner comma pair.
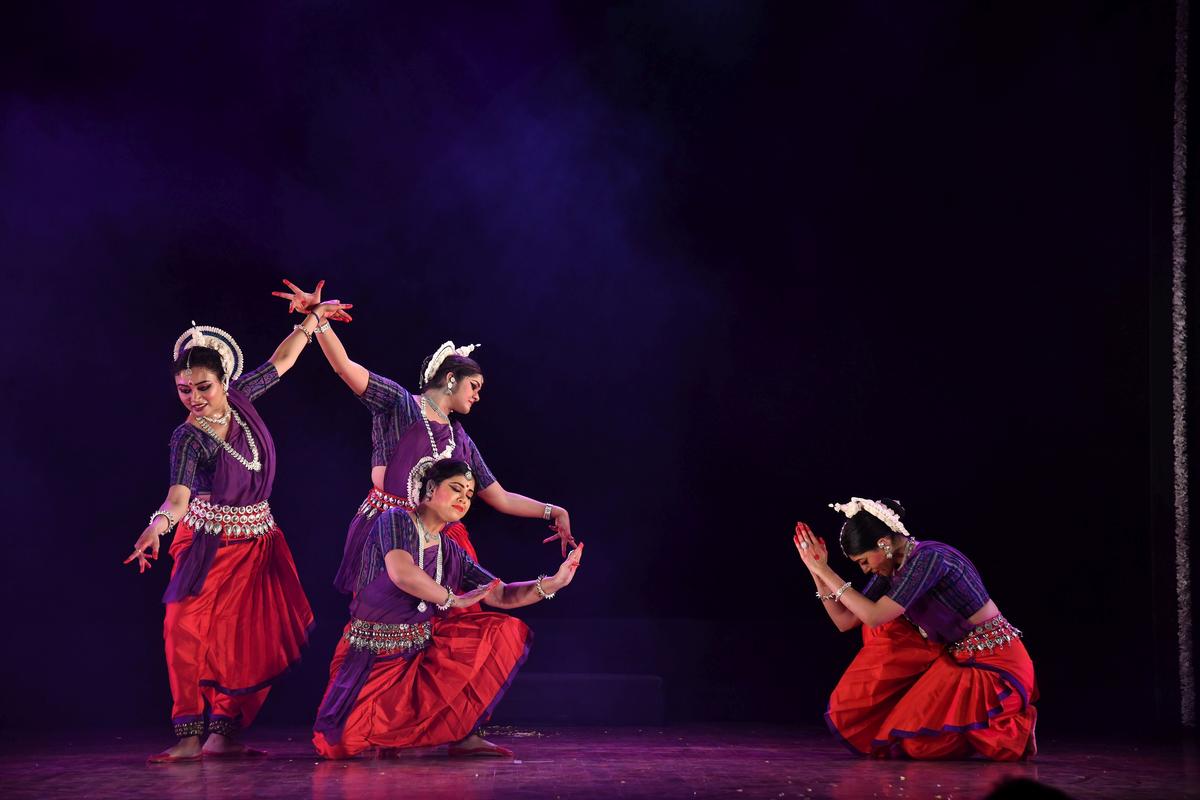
543,503 -> 554,521
436,588 -> 456,611
535,574 -> 556,600
293,323 -> 313,344
833,581 -> 852,602
148,509 -> 177,531
314,318 -> 331,335
816,588 -> 836,602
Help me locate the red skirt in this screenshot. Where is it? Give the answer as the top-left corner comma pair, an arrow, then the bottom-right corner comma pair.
164,521 -> 314,728
826,619 -> 1037,761
313,612 -> 531,759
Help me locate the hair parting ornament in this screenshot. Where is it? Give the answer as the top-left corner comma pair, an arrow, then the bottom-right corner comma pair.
421,340 -> 481,388
173,321 -> 244,389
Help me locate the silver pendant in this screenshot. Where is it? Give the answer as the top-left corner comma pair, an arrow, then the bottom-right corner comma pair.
416,601 -> 428,612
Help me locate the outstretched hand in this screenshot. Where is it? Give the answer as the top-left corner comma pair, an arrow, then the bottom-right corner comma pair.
454,578 -> 501,609
271,279 -> 354,322
793,522 -> 829,572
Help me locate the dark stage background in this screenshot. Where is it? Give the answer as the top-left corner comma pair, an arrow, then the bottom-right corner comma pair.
1,1 -> 1190,737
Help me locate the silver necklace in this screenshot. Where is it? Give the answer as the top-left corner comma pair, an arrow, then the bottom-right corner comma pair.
195,408 -> 262,472
195,406 -> 232,426
424,394 -> 450,421
407,398 -> 458,505
419,396 -> 455,458
412,513 -> 444,612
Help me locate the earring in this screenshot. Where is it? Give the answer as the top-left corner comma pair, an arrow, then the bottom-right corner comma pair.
424,484 -> 435,500
444,377 -> 456,395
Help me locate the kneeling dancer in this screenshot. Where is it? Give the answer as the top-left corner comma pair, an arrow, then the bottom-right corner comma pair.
794,497 -> 1037,760
313,458 -> 584,759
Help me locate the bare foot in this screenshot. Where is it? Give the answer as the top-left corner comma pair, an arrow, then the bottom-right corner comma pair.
202,733 -> 267,758
448,734 -> 513,758
148,735 -> 202,763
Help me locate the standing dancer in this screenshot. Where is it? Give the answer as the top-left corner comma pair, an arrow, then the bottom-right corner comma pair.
794,498 -> 1037,760
313,459 -> 584,759
125,312 -> 342,763
270,280 -> 575,595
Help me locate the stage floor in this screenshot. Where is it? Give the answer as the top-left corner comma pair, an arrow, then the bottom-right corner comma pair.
1,725 -> 1196,800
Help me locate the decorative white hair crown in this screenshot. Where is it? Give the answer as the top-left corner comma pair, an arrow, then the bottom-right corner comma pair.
173,321 -> 244,383
421,340 -> 480,387
828,497 -> 911,538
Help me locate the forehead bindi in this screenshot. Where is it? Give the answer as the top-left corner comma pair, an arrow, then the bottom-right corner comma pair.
177,369 -> 219,388
448,478 -> 476,494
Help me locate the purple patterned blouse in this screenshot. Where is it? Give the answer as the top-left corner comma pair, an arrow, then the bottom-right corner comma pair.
350,508 -> 498,623
358,371 -> 496,494
863,540 -> 992,644
167,362 -> 280,496
162,361 -> 281,602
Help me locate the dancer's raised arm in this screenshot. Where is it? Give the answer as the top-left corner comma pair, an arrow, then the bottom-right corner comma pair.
272,279 -> 365,393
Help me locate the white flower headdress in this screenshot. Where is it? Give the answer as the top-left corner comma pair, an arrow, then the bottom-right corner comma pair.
828,497 -> 911,538
420,340 -> 481,387
173,321 -> 244,385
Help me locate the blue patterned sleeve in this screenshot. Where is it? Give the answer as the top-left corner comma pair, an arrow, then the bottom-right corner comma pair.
862,575 -> 889,601
168,425 -> 205,490
359,371 -> 415,422
884,547 -> 946,609
458,553 -> 499,593
374,509 -> 420,560
233,362 -> 281,402
458,427 -> 497,491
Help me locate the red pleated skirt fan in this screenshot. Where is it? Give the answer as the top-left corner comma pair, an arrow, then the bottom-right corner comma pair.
826,619 -> 1037,760
313,611 -> 531,759
164,521 -> 313,727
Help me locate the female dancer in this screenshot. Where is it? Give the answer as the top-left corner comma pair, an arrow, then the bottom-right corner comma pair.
313,458 -> 583,759
270,279 -> 575,594
125,310 -> 344,762
794,498 -> 1037,761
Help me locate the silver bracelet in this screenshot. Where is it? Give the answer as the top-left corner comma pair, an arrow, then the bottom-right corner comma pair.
542,503 -> 554,521
535,574 -> 556,600
313,314 -> 331,335
436,588 -> 456,611
816,588 -> 836,602
833,581 -> 852,602
148,509 -> 177,531
293,323 -> 313,344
